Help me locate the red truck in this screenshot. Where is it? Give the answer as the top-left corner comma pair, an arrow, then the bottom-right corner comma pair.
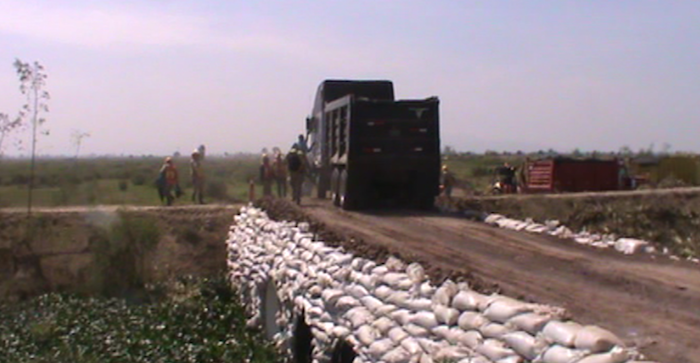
523,158 -> 624,193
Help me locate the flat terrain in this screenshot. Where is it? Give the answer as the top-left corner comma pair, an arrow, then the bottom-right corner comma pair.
294,199 -> 700,363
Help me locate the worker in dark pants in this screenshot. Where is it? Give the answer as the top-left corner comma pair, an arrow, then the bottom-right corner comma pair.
286,148 -> 305,205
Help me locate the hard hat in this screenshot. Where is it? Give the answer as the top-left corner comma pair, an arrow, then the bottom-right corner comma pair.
442,165 -> 448,171
165,156 -> 172,163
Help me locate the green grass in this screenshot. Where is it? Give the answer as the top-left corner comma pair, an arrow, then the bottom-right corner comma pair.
0,276 -> 279,363
0,156 -> 261,207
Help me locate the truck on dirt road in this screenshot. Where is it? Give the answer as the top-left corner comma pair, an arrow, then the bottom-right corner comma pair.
306,79 -> 440,210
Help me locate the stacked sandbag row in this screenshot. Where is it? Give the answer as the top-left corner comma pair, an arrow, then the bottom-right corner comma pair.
227,205 -> 651,363
483,214 -> 666,258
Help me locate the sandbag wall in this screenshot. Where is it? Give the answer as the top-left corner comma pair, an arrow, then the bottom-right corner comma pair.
226,206 -> 649,363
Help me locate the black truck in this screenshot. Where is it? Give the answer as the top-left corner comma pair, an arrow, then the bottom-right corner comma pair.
305,79 -> 440,210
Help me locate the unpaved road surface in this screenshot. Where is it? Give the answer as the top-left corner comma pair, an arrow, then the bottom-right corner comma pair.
297,199 -> 700,363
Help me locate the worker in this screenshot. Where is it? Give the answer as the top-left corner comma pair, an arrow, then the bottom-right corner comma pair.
497,162 -> 516,193
190,149 -> 205,204
260,153 -> 274,197
286,147 -> 305,205
157,157 -> 180,206
272,148 -> 287,198
440,165 -> 457,198
294,133 -> 314,154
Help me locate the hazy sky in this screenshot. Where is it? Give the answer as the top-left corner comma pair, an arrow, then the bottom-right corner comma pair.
0,1 -> 698,156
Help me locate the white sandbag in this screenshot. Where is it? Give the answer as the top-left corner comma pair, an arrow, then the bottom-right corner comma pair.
335,296 -> 360,310
433,286 -> 452,306
458,330 -> 483,349
386,291 -> 411,306
614,238 -> 649,255
345,307 -> 373,328
356,324 -> 379,346
308,285 -> 323,298
575,347 -> 629,363
458,311 -> 489,331
496,356 -> 525,363
375,303 -> 399,317
400,337 -> 424,355
538,344 -> 588,363
433,304 -> 460,326
406,262 -> 426,283
372,316 -> 396,334
395,277 -> 415,291
321,289 -> 345,306
374,285 -> 394,300
361,260 -> 377,274
357,274 -> 376,290
435,346 -> 472,362
368,338 -> 396,358
346,284 -> 370,299
476,339 -> 517,361
452,290 -> 487,311
372,265 -> 389,276
445,327 -> 468,345
483,299 -> 532,323
419,282 -> 436,298
479,322 -> 510,339
395,309 -> 417,326
403,323 -> 430,338
382,272 -> 410,287
416,338 -> 446,355
542,320 -> 583,347
381,346 -> 412,363
410,311 -> 439,329
402,297 -> 433,311
431,325 -> 450,340
351,257 -> 367,271
574,325 -> 624,353
332,325 -> 352,339
360,295 -> 385,312
385,256 -> 407,272
506,312 -> 552,334
485,214 -> 506,225
503,331 -> 547,360
388,326 -> 409,343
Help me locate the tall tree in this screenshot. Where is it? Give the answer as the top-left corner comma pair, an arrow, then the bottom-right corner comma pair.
14,59 -> 50,215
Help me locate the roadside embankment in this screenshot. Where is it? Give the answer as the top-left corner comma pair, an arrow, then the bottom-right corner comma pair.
454,188 -> 700,258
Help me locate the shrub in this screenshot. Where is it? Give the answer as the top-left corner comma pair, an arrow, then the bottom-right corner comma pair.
118,180 -> 128,192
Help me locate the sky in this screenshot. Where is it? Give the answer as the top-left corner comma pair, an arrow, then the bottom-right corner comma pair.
0,0 -> 699,157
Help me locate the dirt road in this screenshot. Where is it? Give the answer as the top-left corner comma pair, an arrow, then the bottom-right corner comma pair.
298,199 -> 700,363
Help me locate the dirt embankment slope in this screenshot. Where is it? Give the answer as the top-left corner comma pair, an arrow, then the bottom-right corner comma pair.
257,197 -> 700,363
0,205 -> 239,301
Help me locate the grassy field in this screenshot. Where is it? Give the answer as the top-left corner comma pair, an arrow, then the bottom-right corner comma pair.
0,155 -> 261,208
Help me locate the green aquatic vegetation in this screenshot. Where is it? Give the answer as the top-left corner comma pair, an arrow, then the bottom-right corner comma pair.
0,276 -> 278,363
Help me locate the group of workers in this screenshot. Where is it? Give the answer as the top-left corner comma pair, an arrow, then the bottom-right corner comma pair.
259,134 -> 312,205
156,146 -> 206,206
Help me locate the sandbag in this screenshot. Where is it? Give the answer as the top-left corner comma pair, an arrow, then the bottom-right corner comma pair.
400,337 -> 424,355
419,282 -> 435,297
538,345 -> 587,363
388,326 -> 409,343
433,304 -> 460,326
335,296 -> 360,310
382,272 -> 410,287
406,262 -> 426,283
331,325 -> 352,339
503,331 -> 547,360
542,320 -> 583,347
360,295 -> 385,312
356,324 -> 379,346
452,290 -> 487,311
480,322 -> 510,339
574,325 -> 624,353
403,323 -> 430,338
458,311 -> 489,331
475,339 -> 517,361
368,338 -> 395,358
385,256 -> 407,272
431,325 -> 450,340
434,346 -> 472,362
506,312 -> 552,334
346,284 -> 370,299
381,346 -> 412,363
390,309 -> 413,326
375,303 -> 398,317
483,299 -> 532,323
574,347 -> 629,363
371,316 -> 396,334
386,291 -> 411,306
458,330 -> 483,349
402,297 -> 433,311
345,306 -> 373,328
410,311 -> 439,329
374,285 -> 394,300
